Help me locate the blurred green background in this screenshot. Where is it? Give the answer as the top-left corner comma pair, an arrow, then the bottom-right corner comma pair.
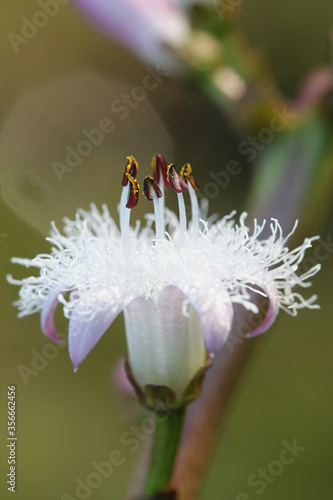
0,1 -> 332,499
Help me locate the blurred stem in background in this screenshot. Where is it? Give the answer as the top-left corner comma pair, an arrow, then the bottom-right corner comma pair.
181,4 -> 287,132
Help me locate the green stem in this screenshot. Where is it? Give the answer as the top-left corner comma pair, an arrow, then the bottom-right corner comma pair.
142,408 -> 186,498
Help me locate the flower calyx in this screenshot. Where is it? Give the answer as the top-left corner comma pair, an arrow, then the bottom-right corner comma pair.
124,356 -> 212,412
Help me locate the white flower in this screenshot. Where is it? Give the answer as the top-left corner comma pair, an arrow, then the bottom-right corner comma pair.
8,156 -> 320,401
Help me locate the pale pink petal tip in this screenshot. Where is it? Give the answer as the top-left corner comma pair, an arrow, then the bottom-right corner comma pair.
68,304 -> 124,370
40,290 -> 65,343
246,290 -> 279,338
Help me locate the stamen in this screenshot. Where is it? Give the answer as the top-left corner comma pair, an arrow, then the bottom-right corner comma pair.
188,183 -> 200,235
166,164 -> 188,244
120,157 -> 139,259
152,154 -> 169,238
177,191 -> 187,244
152,154 -> 170,188
126,176 -> 140,209
180,163 -> 199,191
143,176 -> 162,201
143,176 -> 163,240
121,156 -> 138,186
120,185 -> 131,259
167,164 -> 188,193
180,163 -> 200,235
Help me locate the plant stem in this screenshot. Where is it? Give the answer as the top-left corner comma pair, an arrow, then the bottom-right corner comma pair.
143,408 -> 186,498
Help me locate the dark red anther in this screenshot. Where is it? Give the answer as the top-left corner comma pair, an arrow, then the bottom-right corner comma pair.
180,163 -> 199,190
167,164 -> 188,193
126,176 -> 140,208
121,156 -> 139,186
152,154 -> 170,188
143,176 -> 162,201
